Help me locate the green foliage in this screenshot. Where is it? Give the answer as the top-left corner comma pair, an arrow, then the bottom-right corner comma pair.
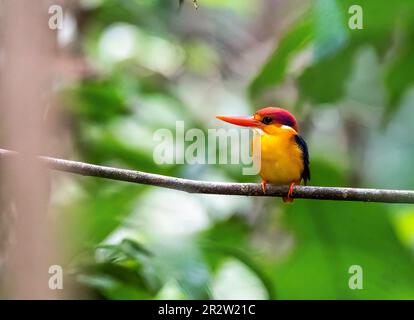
297,44 -> 355,104
384,31 -> 414,118
199,217 -> 275,299
67,80 -> 129,123
249,17 -> 314,104
56,0 -> 414,300
249,0 -> 414,119
62,182 -> 141,249
76,239 -> 157,299
275,162 -> 414,299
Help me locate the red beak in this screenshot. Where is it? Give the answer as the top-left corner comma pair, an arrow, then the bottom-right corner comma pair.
216,115 -> 263,128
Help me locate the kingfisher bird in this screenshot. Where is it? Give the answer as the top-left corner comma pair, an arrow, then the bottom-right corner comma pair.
216,107 -> 310,202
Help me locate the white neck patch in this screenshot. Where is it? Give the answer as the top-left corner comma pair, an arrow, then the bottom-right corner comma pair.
281,125 -> 296,133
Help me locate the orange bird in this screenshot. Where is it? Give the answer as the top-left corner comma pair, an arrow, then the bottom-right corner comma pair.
216,107 -> 310,202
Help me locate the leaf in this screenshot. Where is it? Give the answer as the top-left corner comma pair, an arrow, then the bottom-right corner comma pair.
78,262 -> 154,299
297,43 -> 355,104
77,239 -> 159,299
120,239 -> 153,257
103,284 -> 153,300
296,0 -> 353,104
364,92 -> 414,189
249,16 -> 314,102
96,239 -> 153,262
150,239 -> 211,299
203,243 -> 275,299
273,161 -> 414,299
63,183 -> 140,250
199,217 -> 250,269
384,33 -> 414,120
249,0 -> 349,105
66,80 -> 129,123
314,0 -> 348,61
80,263 -> 145,288
199,217 -> 275,299
249,0 -> 414,108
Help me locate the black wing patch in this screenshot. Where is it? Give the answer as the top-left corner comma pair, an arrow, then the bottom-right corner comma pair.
294,134 -> 310,185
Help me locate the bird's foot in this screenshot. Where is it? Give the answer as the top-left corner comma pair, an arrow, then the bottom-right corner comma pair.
283,182 -> 296,203
261,180 -> 267,194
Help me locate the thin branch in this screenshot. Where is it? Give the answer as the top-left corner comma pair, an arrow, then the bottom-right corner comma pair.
1,148 -> 413,203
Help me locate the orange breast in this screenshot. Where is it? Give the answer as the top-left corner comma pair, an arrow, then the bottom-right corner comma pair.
254,125 -> 304,185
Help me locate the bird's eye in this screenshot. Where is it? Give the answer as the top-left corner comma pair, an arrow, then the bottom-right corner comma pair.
262,116 -> 272,124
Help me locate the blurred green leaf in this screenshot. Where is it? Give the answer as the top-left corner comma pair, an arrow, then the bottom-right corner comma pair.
97,239 -> 153,262
384,33 -> 414,119
205,243 -> 274,299
297,44 -> 355,104
103,284 -> 153,300
249,16 -> 313,102
150,240 -> 211,299
273,161 -> 414,299
314,0 -> 348,60
120,239 -> 153,257
66,80 -> 129,122
276,202 -> 414,299
199,217 -> 274,299
81,262 -> 146,287
78,262 -> 154,299
64,182 -> 140,249
249,0 -> 414,115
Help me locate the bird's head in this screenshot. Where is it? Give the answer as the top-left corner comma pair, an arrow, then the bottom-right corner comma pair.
216,107 -> 298,133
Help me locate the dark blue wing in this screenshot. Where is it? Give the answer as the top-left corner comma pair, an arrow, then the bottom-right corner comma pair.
294,134 -> 310,185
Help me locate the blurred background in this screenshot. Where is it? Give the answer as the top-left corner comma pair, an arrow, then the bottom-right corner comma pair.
1,0 -> 414,299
